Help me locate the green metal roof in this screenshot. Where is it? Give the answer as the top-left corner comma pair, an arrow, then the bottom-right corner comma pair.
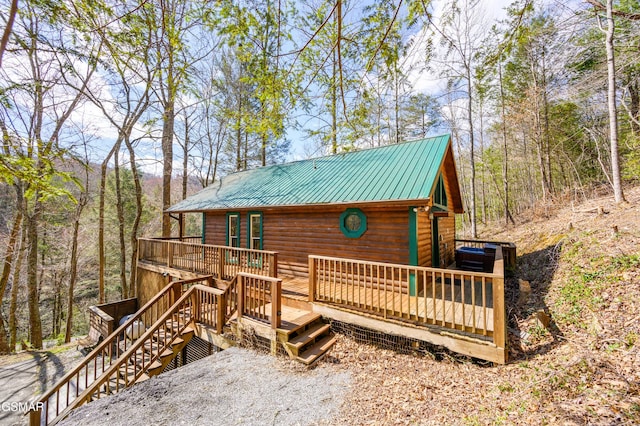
168,134 -> 454,212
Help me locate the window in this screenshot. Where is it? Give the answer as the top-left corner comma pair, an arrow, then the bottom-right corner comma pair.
247,212 -> 262,250
226,213 -> 240,247
340,208 -> 367,238
434,174 -> 448,208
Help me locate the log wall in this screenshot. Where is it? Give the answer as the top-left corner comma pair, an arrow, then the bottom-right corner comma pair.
205,206 -> 414,277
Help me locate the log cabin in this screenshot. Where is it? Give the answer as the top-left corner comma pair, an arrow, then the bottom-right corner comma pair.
31,134 -> 516,426
168,134 -> 464,278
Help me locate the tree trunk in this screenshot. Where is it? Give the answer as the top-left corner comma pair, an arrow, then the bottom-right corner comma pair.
98,145 -> 118,303
9,221 -> 26,352
182,113 -> 190,200
26,201 -> 43,349
0,201 -> 23,353
331,34 -> 338,154
541,51 -> 553,195
236,96 -> 242,171
629,80 -> 639,135
113,149 -> 128,299
605,0 -> 626,203
125,138 -> 143,299
162,97 -> 175,237
466,74 -> 477,238
65,190 -> 86,343
498,62 -> 514,226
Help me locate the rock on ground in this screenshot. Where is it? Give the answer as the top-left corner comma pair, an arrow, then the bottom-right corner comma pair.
60,347 -> 350,426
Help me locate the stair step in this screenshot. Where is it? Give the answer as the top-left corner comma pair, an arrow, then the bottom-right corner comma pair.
278,312 -> 322,337
154,327 -> 193,344
296,335 -> 336,365
129,352 -> 163,372
286,323 -> 330,351
165,319 -> 182,331
117,365 -> 151,383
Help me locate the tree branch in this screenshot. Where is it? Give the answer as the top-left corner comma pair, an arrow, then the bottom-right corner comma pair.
584,0 -> 640,20
0,0 -> 18,69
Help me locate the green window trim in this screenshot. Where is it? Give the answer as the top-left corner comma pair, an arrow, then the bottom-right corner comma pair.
226,212 -> 240,248
433,173 -> 448,209
340,208 -> 367,238
201,213 -> 206,245
246,211 -> 263,250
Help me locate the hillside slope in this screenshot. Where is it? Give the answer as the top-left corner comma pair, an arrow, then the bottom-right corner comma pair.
327,186 -> 640,425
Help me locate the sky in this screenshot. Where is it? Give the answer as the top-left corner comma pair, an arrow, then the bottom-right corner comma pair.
286,0 -> 515,161
0,0 -> 531,178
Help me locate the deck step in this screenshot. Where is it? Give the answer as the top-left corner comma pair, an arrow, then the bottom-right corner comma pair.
278,312 -> 322,337
295,335 -> 337,365
286,323 -> 331,354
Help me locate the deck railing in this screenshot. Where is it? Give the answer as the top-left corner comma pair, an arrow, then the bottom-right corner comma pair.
31,276 -> 214,426
138,238 -> 278,279
237,272 -> 282,329
455,238 -> 516,272
309,248 -> 506,351
31,284 -> 223,425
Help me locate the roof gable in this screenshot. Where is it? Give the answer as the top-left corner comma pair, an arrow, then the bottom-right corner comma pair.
168,134 -> 462,212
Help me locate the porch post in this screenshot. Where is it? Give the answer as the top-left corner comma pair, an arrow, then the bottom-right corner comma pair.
237,274 -> 244,321
308,256 -> 316,302
218,247 -> 225,280
492,247 -> 507,362
271,278 -> 282,330
216,292 -> 226,334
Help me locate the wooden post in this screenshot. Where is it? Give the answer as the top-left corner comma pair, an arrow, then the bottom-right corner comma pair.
308,256 -> 316,302
271,278 -> 282,330
218,247 -> 225,280
193,289 -> 200,324
171,281 -> 182,305
237,275 -> 244,321
270,252 -> 278,278
492,246 -> 507,363
167,241 -> 173,268
29,407 -> 41,426
217,293 -> 226,334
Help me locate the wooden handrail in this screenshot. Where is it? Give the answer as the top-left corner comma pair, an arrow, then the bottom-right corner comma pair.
454,238 -> 515,248
236,272 -> 281,329
309,254 -> 506,348
31,283 -> 223,426
31,276 -> 213,426
138,238 -> 279,278
309,254 -> 501,277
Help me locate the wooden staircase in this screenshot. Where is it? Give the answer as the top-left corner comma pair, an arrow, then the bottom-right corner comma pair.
278,312 -> 336,365
136,319 -> 195,375
95,317 -> 195,398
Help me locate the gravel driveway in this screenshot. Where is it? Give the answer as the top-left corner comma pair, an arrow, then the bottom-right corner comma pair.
60,347 -> 350,426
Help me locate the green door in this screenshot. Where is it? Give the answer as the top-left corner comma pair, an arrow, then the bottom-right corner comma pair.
431,217 -> 440,268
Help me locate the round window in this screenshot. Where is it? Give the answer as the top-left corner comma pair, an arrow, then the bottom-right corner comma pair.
340,208 -> 367,238
344,213 -> 361,232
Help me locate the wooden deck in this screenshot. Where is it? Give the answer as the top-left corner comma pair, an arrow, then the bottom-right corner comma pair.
135,239 -> 508,364
281,274 -> 494,334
